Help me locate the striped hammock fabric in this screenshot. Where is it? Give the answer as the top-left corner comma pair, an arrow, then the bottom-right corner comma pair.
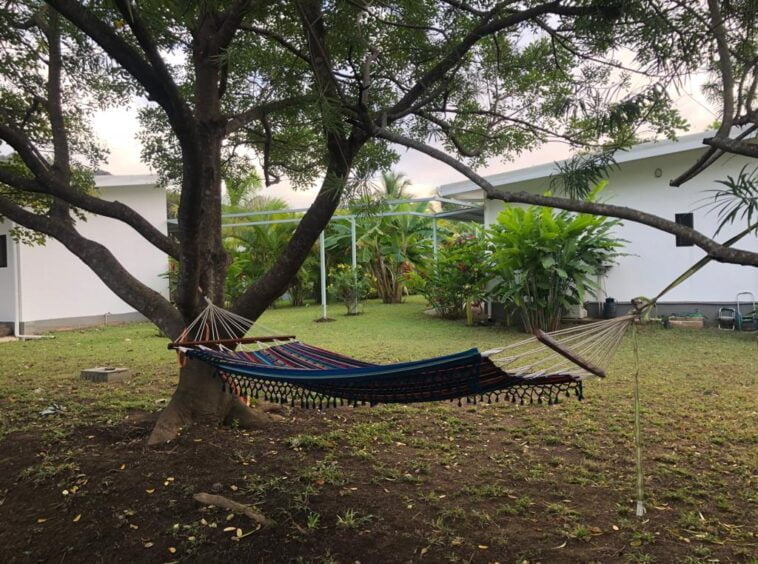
179,341 -> 584,409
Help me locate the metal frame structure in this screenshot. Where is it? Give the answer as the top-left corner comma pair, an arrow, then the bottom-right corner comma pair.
167,196 -> 484,320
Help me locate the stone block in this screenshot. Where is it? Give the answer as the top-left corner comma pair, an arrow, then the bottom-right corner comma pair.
80,367 -> 131,383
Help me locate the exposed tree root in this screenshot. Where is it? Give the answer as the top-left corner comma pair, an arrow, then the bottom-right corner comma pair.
193,492 -> 273,526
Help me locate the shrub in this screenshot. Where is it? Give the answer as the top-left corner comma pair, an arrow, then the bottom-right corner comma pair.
328,264 -> 370,315
489,190 -> 623,332
409,231 -> 491,323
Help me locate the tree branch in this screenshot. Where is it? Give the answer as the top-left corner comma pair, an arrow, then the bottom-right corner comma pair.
240,24 -> 311,63
670,125 -> 758,186
225,95 -> 313,135
384,1 -> 615,122
374,127 -> 758,267
214,0 -> 254,51
0,169 -> 179,259
232,134 -> 365,319
0,125 -> 179,259
45,0 -> 194,142
703,135 -> 758,158
0,194 -> 183,337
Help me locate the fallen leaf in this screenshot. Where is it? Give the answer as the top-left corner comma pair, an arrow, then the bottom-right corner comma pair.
37,518 -> 47,523
553,541 -> 567,549
145,488 -> 155,494
73,514 -> 81,523
478,545 -> 488,549
226,513 -> 235,521
143,542 -> 154,548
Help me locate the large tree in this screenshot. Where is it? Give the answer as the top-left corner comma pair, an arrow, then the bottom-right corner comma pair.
2,0 -> 754,444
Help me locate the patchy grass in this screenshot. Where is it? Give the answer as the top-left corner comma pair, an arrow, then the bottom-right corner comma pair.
0,296 -> 756,562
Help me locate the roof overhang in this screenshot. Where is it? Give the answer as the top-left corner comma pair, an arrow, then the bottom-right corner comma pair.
437,129 -> 738,197
95,174 -> 159,189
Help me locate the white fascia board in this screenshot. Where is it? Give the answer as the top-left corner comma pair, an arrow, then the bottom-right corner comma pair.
94,174 -> 159,188
438,129 -> 725,197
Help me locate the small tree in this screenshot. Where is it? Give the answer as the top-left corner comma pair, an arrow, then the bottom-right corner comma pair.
328,264 -> 369,315
489,191 -> 623,332
409,231 -> 491,323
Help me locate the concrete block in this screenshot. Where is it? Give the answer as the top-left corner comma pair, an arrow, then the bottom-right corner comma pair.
668,317 -> 704,329
80,366 -> 131,383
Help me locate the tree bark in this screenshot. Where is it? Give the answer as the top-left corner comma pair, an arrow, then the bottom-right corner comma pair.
148,359 -> 274,445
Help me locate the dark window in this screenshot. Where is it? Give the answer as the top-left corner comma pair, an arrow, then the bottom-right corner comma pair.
0,235 -> 7,267
675,213 -> 694,247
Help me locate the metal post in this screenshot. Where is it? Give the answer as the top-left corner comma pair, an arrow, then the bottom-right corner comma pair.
350,217 -> 357,271
319,230 -> 327,320
432,216 -> 438,263
12,228 -> 21,337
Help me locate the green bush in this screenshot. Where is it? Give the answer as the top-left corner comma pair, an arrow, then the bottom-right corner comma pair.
489,190 -> 623,332
409,231 -> 491,323
328,264 -> 370,315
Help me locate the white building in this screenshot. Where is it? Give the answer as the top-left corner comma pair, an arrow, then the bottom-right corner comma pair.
438,131 -> 758,323
0,174 -> 170,334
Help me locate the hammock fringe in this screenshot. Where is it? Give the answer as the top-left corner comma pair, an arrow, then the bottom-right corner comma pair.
216,368 -> 583,410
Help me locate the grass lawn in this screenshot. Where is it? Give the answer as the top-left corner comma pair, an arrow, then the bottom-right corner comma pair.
0,296 -> 756,562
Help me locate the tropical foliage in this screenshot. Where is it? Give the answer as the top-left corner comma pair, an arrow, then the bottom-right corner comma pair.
327,172 -> 434,304
409,231 -> 491,323
328,264 -> 370,315
489,187 -> 623,332
224,198 -> 318,307
702,165 -> 758,235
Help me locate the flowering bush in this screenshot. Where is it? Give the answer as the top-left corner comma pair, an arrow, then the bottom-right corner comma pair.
408,231 -> 491,323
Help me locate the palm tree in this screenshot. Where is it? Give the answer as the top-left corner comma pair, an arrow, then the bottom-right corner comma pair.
327,171 -> 433,303
379,171 -> 412,200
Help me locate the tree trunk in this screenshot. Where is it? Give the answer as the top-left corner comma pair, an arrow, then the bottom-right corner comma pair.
148,359 -> 275,445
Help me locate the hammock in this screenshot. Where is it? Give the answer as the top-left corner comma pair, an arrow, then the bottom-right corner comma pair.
170,301 -> 633,409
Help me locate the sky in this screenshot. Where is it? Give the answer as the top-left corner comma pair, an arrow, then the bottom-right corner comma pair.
93,79 -> 718,208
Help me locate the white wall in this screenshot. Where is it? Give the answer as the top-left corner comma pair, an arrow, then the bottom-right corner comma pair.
0,220 -> 17,322
18,182 -> 169,323
482,148 -> 758,303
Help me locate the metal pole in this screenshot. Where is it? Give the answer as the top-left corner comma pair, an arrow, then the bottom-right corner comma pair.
12,229 -> 21,337
350,217 -> 357,271
320,230 -> 327,320
432,217 -> 438,263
